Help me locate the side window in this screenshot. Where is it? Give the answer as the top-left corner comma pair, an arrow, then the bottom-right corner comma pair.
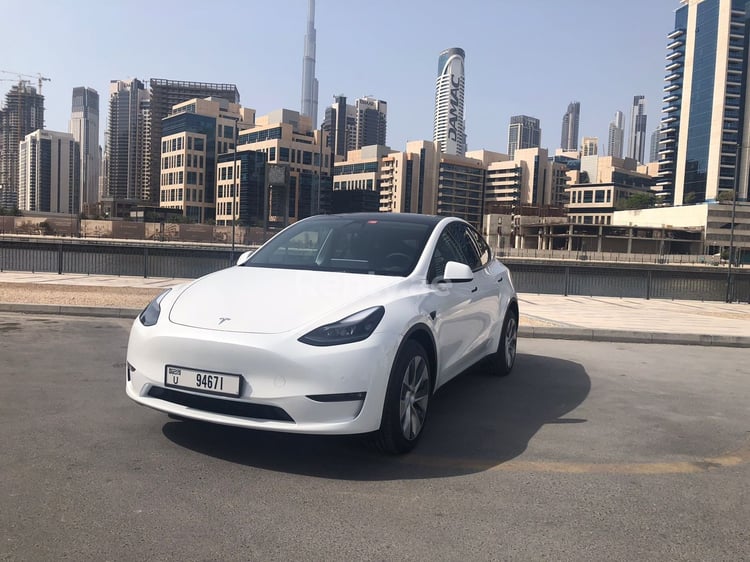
428,232 -> 465,282
446,223 -> 482,271
466,227 -> 491,267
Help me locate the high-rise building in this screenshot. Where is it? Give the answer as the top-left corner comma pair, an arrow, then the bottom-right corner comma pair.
355,97 -> 387,149
322,95 -> 355,161
658,0 -> 750,205
104,79 -> 150,204
323,95 -> 387,161
69,87 -> 99,213
18,129 -> 80,214
649,128 -> 661,163
560,101 -> 580,151
148,79 -> 240,204
507,115 -> 541,159
628,95 -> 647,164
433,47 -> 466,156
0,82 -> 44,208
300,0 -> 319,128
608,111 -> 625,158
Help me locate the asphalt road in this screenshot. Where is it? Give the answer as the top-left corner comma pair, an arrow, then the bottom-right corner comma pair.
1,313 -> 749,561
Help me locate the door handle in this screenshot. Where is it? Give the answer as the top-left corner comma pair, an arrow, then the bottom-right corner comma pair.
471,286 -> 478,293
497,277 -> 503,283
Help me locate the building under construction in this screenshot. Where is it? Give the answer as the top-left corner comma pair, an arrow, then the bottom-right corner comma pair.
0,82 -> 44,209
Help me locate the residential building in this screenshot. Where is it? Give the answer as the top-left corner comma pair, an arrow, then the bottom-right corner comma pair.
507,115 -> 541,159
300,0 -> 319,128
560,101 -> 580,151
104,79 -> 150,205
18,129 -> 80,214
69,87 -> 99,213
380,141 -> 436,215
433,48 -> 466,156
658,0 -> 750,205
608,111 -> 625,158
159,97 -> 254,223
0,82 -> 44,208
628,95 -> 647,164
148,79 -> 240,204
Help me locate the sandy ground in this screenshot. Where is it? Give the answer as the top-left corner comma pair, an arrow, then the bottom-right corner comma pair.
0,283 -> 161,309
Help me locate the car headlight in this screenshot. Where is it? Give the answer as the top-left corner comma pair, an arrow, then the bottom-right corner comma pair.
139,289 -> 171,327
299,306 -> 385,346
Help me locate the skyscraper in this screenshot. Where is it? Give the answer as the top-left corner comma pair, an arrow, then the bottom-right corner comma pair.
300,0 -> 319,128
507,115 -> 541,159
355,96 -> 387,149
608,111 -> 625,158
649,128 -> 661,164
628,95 -> 647,164
323,95 -> 387,161
18,129 -> 80,214
560,101 -> 580,151
69,87 -> 99,212
433,47 -> 466,156
658,0 -> 750,205
104,79 -> 150,203
0,82 -> 44,208
148,79 -> 240,204
323,95 -> 355,161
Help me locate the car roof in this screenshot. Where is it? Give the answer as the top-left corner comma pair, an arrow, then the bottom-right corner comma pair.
310,213 -> 450,226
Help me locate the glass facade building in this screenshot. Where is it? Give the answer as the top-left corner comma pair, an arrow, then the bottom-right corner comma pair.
658,0 -> 750,204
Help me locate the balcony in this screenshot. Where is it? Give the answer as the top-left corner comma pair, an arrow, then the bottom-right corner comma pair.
665,61 -> 682,72
667,39 -> 684,50
664,72 -> 682,82
664,83 -> 681,93
667,28 -> 685,40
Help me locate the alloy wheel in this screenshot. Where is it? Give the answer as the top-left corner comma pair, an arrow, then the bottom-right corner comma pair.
399,355 -> 430,441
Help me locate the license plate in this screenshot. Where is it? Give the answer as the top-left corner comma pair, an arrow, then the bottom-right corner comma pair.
165,366 -> 242,397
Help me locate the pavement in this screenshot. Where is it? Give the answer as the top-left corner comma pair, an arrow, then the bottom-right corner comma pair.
0,270 -> 748,347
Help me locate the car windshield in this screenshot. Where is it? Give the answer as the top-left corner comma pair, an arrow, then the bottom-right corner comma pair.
244,216 -> 435,276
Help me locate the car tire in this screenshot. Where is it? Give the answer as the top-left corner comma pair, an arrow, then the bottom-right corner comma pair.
489,310 -> 518,377
374,340 -> 432,454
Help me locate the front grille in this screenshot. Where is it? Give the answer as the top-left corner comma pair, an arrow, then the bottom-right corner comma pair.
147,387 -> 294,423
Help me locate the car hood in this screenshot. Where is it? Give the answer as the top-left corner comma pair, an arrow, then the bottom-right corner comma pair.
168,266 -> 402,334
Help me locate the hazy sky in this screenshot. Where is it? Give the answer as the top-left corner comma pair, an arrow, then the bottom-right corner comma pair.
0,0 -> 676,155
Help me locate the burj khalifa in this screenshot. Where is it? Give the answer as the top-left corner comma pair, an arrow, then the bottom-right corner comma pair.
300,0 -> 319,128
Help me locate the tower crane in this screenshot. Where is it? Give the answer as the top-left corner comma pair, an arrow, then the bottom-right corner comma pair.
0,70 -> 51,94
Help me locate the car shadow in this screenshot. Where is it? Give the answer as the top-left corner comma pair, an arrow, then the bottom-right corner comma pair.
161,352 -> 591,480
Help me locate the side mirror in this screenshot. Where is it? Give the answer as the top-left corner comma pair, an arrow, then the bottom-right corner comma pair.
236,250 -> 254,266
442,261 -> 474,283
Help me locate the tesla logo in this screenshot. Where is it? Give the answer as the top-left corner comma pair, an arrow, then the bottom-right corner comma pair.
218,317 -> 231,325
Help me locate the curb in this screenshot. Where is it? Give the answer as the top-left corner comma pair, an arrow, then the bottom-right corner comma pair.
0,303 -> 141,319
0,303 -> 747,348
518,326 -> 750,348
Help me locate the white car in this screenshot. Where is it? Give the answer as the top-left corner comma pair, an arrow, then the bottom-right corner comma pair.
126,213 -> 518,453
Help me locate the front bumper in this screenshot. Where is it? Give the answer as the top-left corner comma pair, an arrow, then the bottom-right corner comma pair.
125,320 -> 400,435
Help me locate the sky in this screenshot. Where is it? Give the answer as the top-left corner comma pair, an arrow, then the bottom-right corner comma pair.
0,0 -> 677,155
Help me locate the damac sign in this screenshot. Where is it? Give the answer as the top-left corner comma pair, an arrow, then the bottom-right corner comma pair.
448,75 -> 461,142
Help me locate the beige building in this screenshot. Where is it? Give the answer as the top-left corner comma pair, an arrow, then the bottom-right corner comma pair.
566,155 -> 656,224
333,145 -> 394,192
216,109 -> 331,227
581,136 -> 599,156
159,97 -> 254,223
